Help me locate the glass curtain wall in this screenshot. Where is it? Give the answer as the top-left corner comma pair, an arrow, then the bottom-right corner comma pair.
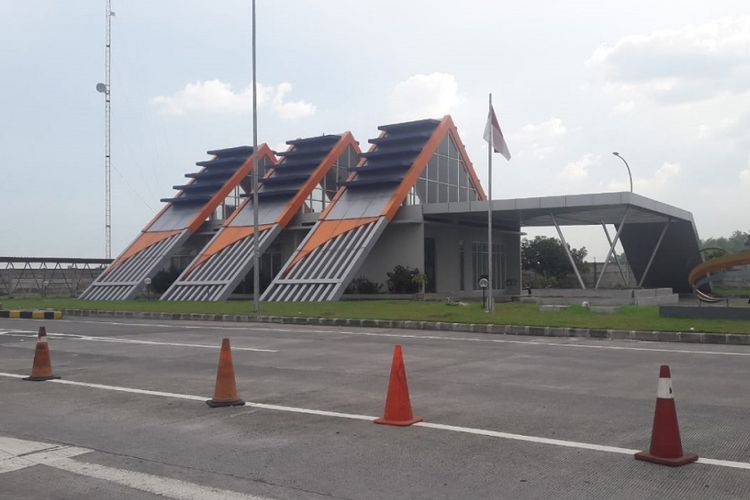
305,145 -> 358,213
407,134 -> 481,205
471,242 -> 504,290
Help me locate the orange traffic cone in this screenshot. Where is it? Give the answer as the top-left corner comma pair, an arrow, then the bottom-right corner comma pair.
23,330 -> 60,381
374,345 -> 422,426
206,338 -> 245,407
635,365 -> 698,466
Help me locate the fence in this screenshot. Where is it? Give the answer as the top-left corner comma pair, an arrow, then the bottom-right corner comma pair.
0,257 -> 112,297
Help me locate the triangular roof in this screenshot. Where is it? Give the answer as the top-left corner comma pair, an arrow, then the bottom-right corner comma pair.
263,115 -> 484,302
80,144 -> 276,300
161,133 -> 361,301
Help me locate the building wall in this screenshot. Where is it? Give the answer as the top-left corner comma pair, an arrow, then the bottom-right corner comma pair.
355,222 -> 424,290
353,219 -> 522,296
424,223 -> 520,295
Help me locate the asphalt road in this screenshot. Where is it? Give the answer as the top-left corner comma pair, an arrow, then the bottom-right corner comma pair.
1,317 -> 749,499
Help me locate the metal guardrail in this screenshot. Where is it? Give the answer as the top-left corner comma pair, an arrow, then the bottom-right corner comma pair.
0,257 -> 113,297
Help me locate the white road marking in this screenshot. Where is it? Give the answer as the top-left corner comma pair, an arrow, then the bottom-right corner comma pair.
414,421 -> 639,455
39,318 -> 750,357
2,372 -> 749,471
0,331 -> 277,352
697,457 -> 750,470
11,319 -> 750,358
0,436 -> 270,499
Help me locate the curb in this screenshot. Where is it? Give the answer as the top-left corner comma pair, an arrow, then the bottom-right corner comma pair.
57,308 -> 750,346
0,310 -> 63,320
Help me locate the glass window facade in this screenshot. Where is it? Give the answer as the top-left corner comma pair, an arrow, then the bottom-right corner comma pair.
213,155 -> 272,222
471,241 -> 504,290
305,145 -> 357,213
410,134 -> 480,205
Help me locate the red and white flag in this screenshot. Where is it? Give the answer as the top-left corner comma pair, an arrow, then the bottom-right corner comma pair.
483,105 -> 511,161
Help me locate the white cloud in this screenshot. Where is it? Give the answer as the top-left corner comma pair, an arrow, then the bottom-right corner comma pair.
152,80 -> 316,120
741,168 -> 750,185
589,17 -> 750,103
520,118 -> 567,137
607,161 -> 682,191
388,72 -> 465,120
508,118 -> 566,160
611,100 -> 635,115
697,124 -> 710,139
560,154 -> 599,179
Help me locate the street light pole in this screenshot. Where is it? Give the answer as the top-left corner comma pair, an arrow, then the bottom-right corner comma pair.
612,152 -> 633,193
251,0 -> 260,314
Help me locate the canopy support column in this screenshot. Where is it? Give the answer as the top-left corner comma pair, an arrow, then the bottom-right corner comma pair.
601,220 -> 629,286
596,208 -> 630,289
638,219 -> 671,288
550,213 -> 586,289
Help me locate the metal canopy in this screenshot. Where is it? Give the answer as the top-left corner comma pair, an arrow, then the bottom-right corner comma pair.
422,191 -> 701,293
421,192 -> 694,228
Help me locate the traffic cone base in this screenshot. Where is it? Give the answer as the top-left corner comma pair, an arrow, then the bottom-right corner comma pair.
374,345 -> 422,427
23,375 -> 61,382
634,450 -> 698,467
206,398 -> 245,408
374,415 -> 422,426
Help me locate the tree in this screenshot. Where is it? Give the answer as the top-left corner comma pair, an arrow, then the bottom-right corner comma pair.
521,236 -> 587,282
701,230 -> 750,260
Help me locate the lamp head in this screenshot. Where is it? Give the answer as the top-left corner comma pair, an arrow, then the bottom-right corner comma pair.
612,152 -> 620,157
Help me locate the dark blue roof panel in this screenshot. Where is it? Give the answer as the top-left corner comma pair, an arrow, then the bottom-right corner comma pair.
261,173 -> 313,186
285,134 -> 342,147
195,156 -> 248,168
344,118 -> 439,190
205,145 -> 254,157
377,118 -> 440,133
344,176 -> 402,189
164,145 -> 254,206
368,130 -> 434,146
250,134 -> 347,203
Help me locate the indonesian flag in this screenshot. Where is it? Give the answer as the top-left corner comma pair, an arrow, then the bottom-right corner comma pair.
484,104 -> 511,160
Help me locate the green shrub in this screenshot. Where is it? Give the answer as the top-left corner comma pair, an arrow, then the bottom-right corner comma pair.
386,265 -> 420,294
346,277 -> 384,294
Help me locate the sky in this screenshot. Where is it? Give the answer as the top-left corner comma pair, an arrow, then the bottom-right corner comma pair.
1,1 -> 749,260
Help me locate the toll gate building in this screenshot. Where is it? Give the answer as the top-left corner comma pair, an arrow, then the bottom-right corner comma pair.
83,116 -> 702,302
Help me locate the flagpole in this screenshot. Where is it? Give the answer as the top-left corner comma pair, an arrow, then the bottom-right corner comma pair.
487,93 -> 494,313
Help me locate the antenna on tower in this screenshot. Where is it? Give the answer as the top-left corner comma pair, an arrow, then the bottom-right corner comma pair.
96,1 -> 114,259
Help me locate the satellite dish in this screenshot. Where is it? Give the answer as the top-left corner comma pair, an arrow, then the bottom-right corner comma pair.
96,82 -> 107,93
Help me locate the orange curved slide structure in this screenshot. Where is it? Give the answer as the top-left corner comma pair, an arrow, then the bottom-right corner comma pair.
688,250 -> 750,302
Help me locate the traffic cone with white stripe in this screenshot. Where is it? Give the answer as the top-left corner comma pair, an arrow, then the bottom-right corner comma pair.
23,326 -> 60,382
635,365 -> 697,466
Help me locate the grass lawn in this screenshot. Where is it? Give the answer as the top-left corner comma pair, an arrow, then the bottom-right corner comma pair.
2,297 -> 750,334
712,287 -> 750,297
